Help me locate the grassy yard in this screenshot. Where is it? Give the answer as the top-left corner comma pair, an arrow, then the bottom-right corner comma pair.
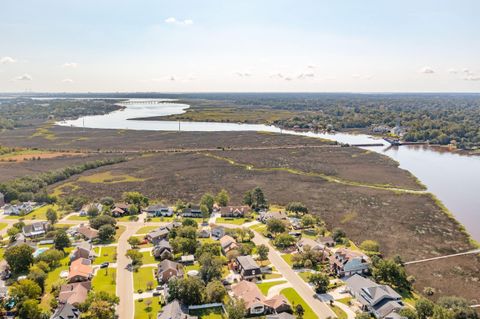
67,214 -> 89,221
40,248 -> 73,310
264,273 -> 283,280
190,307 -> 226,319
298,271 -> 312,282
133,267 -> 157,291
281,288 -> 318,319
337,297 -> 353,305
6,204 -> 59,220
149,216 -> 176,222
184,263 -> 200,273
114,225 -> 126,242
93,246 -> 117,265
0,223 -> 7,231
330,304 -> 348,319
249,224 -> 266,232
134,297 -> 162,319
257,280 -> 287,295
141,251 -> 157,264
136,226 -> 159,234
92,268 -> 117,293
215,217 -> 248,225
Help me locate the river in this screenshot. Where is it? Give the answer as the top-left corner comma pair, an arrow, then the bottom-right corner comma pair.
58,99 -> 480,241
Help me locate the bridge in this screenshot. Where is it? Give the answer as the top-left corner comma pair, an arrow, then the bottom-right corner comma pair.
120,100 -> 168,105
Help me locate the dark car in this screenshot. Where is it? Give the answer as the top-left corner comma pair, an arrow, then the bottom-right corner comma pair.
100,262 -> 110,269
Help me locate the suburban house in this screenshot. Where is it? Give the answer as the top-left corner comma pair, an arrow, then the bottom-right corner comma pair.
157,259 -> 184,284
157,299 -> 197,319
146,227 -> 170,245
220,205 -> 250,218
22,221 -> 49,238
68,258 -> 94,283
197,229 -> 211,238
317,236 -> 335,247
0,192 -> 4,206
76,225 -> 99,241
345,274 -> 405,319
111,203 -> 130,217
267,313 -> 295,319
153,239 -> 173,260
58,281 -> 91,305
219,235 -> 239,253
259,211 -> 288,223
145,204 -> 173,217
211,226 -> 225,239
231,280 -> 291,315
330,248 -> 370,277
70,242 -> 94,262
2,202 -> 35,216
234,255 -> 262,280
182,206 -> 203,218
51,303 -> 81,319
79,203 -> 103,217
296,238 -> 325,253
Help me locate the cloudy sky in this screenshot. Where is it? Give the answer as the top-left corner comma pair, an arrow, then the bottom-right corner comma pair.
1,0 -> 479,92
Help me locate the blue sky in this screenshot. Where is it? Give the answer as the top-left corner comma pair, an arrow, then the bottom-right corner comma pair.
1,0 -> 479,92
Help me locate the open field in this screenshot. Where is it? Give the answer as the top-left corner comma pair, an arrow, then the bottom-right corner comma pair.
0,149 -> 84,162
0,152 -> 121,182
0,126 -> 477,301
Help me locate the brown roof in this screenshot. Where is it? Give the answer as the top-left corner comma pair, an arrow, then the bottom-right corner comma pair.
330,248 -> 369,267
220,206 -> 250,216
59,281 -> 91,305
263,295 -> 290,310
68,258 -> 93,281
231,280 -> 265,309
219,235 -> 237,249
77,225 -> 99,240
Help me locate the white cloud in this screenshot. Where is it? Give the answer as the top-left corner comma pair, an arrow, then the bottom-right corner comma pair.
419,66 -> 435,74
297,73 -> 315,79
0,56 -> 16,64
62,78 -> 74,83
270,73 -> 284,79
448,68 -> 459,74
165,17 -> 194,26
16,74 -> 32,81
284,77 -> 292,81
62,62 -> 78,68
235,72 -> 251,77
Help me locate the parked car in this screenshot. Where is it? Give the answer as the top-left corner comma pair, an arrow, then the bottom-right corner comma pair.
100,262 -> 110,269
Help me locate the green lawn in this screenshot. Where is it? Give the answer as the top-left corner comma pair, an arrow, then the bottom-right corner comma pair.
281,254 -> 294,266
330,304 -> 348,319
149,216 -> 175,222
0,223 -> 8,231
184,263 -> 200,273
6,204 -> 59,220
67,214 -> 89,221
216,217 -> 247,225
249,224 -> 266,232
298,271 -> 312,282
190,307 -> 226,319
281,288 -> 318,319
257,280 -> 287,295
134,297 -> 162,319
133,267 -> 157,291
141,251 -> 157,264
136,226 -> 159,234
115,225 -> 126,241
337,297 -> 353,305
264,273 -> 283,280
92,268 -> 117,293
93,246 -> 117,265
116,215 -> 140,222
40,248 -> 73,310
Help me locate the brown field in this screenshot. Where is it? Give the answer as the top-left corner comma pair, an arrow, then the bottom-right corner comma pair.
0,151 -> 84,162
406,254 -> 480,303
1,125 -> 478,301
0,153 -> 123,182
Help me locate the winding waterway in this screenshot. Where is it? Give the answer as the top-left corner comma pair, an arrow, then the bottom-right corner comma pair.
58,99 -> 480,241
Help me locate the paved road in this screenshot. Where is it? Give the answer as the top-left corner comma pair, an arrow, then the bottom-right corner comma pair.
115,223 -> 141,319
246,227 -> 336,319
404,249 -> 480,265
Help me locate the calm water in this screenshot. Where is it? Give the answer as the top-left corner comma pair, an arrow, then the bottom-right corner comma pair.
58,99 -> 480,241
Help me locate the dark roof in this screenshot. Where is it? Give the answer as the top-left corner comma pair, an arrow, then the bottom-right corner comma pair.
158,259 -> 184,276
236,255 -> 260,270
51,302 -> 80,319
157,299 -> 197,319
23,221 -> 48,236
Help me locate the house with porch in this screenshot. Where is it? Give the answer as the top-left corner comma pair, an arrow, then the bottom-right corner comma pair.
329,248 -> 370,277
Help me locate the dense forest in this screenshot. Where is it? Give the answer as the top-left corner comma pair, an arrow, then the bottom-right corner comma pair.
0,98 -> 122,128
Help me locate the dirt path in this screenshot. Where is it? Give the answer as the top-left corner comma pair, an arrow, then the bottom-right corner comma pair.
404,249 -> 480,265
